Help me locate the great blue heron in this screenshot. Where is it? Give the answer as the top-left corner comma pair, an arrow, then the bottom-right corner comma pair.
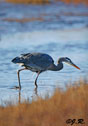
12,52 -> 80,89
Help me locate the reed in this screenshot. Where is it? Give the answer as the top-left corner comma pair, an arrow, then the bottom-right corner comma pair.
0,79 -> 88,126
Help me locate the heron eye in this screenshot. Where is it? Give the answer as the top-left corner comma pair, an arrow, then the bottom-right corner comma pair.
66,57 -> 71,62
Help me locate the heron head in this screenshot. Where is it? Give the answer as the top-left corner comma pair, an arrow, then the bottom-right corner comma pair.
12,57 -> 20,63
58,57 -> 80,70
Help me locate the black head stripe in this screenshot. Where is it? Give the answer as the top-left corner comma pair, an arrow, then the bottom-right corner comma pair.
65,57 -> 71,62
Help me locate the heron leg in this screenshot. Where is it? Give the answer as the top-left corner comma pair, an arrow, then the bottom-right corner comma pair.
17,68 -> 27,90
35,71 -> 40,87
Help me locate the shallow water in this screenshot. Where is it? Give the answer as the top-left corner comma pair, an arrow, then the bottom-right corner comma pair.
0,2 -> 88,105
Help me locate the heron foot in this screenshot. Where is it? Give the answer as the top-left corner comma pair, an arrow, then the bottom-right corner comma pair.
13,86 -> 21,90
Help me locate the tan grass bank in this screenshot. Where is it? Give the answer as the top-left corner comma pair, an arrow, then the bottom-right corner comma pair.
0,80 -> 88,126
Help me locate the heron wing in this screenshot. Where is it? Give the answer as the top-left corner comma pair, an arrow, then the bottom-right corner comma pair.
21,53 -> 54,71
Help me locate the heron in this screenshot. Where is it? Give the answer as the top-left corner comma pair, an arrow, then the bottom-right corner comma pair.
12,52 -> 80,89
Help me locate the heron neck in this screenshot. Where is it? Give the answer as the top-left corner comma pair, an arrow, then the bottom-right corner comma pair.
49,63 -> 63,71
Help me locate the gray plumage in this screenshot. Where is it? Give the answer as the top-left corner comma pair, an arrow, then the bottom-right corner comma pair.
12,52 -> 80,90
12,53 -> 55,72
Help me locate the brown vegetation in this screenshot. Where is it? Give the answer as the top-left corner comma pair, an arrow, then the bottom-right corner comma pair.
6,0 -> 50,4
3,17 -> 44,23
0,80 -> 88,126
6,0 -> 88,5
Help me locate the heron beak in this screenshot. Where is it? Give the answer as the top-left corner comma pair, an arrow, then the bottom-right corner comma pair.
70,62 -> 80,70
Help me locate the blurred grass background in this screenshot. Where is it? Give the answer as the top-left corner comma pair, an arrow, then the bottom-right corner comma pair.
0,80 -> 88,126
4,0 -> 88,5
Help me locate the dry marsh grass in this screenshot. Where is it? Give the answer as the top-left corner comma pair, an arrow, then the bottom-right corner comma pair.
0,80 -> 88,126
6,0 -> 50,4
3,17 -> 44,23
6,0 -> 88,5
